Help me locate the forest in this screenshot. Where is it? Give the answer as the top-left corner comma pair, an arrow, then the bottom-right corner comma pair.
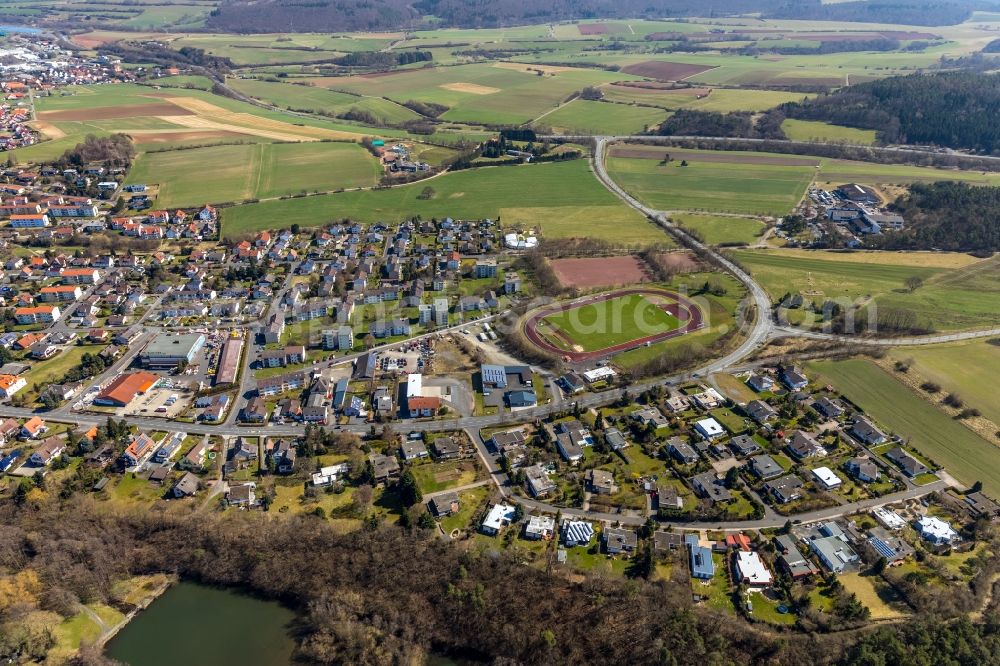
195,0 -> 988,31
1,500 -> 1000,665
657,109 -> 787,140
875,181 -> 1000,252
779,72 -> 1000,153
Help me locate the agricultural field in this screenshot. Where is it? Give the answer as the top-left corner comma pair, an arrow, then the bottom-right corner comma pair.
888,340 -> 1000,426
781,119 -> 877,145
607,148 -> 815,216
731,249 -> 1000,332
322,62 -> 642,126
541,293 -> 682,352
501,205 -> 665,246
221,159 -> 651,238
807,358 -> 1000,497
534,99 -> 668,135
671,213 -> 766,246
606,144 -> 1000,218
126,142 -> 380,207
226,78 -> 422,125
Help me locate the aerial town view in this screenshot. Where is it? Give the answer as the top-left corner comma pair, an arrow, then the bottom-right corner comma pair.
3,1 -> 1000,664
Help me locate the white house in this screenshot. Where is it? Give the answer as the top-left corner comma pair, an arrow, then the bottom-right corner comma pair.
916,516 -> 959,545
811,466 -> 842,490
694,417 -> 725,440
735,551 -> 773,587
481,503 -> 516,536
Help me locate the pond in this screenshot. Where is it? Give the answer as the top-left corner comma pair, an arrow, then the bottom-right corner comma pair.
105,581 -> 296,665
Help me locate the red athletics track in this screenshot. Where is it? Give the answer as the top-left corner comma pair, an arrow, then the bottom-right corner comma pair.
523,287 -> 705,363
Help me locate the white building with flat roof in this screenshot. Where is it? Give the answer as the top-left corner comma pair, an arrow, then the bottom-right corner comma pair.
811,466 -> 842,490
735,551 -> 773,587
481,503 -> 516,536
582,367 -> 616,383
872,507 -> 906,530
916,516 -> 959,545
694,417 -> 725,440
406,373 -> 422,399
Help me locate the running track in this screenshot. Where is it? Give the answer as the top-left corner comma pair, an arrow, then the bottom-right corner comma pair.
523,287 -> 705,362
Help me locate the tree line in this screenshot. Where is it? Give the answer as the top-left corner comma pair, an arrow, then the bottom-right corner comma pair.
874,181 -> 1000,253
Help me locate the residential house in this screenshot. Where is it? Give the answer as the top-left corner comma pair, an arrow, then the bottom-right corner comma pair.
780,366 -> 808,390
691,472 -> 732,503
845,456 -> 880,483
431,436 -> 462,460
369,453 -> 401,483
481,503 -> 516,536
686,535 -> 715,580
586,468 -> 619,495
29,436 -> 65,466
786,430 -> 825,460
747,373 -> 774,392
561,520 -> 595,547
524,515 -> 556,540
764,474 -> 805,504
851,417 -> 886,445
171,472 -> 200,498
729,434 -> 761,457
885,447 -> 928,478
603,527 -> 637,554
668,437 -> 699,465
429,492 -> 460,517
750,454 -> 783,480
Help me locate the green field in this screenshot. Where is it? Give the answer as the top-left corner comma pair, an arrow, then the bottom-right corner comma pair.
607,152 -> 813,216
325,62 -> 642,126
222,159 -> 649,237
501,205 -> 666,245
889,340 -> 1000,426
534,99 -> 668,135
671,213 -> 765,245
606,145 -> 1000,217
681,88 -> 812,113
807,359 -> 1000,497
127,142 -> 380,207
731,250 -> 1000,332
227,78 -> 422,125
542,293 -> 681,352
782,119 -> 877,145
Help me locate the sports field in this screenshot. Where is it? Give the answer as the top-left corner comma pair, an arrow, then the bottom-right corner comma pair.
671,213 -> 765,245
221,160 -> 651,237
542,293 -> 682,352
126,142 -> 380,208
732,249 -> 1000,332
807,358 -> 1000,497
523,286 -> 705,361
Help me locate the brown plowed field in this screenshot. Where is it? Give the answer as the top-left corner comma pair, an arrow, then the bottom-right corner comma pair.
550,255 -> 651,289
578,23 -> 613,35
129,130 -> 247,144
39,103 -> 194,121
608,145 -> 820,166
620,61 -> 716,81
610,82 -> 712,95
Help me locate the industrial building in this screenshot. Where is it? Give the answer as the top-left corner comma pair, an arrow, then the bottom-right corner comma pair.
140,333 -> 206,369
214,336 -> 243,386
95,371 -> 159,407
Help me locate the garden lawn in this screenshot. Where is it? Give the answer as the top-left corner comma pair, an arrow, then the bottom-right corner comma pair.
410,459 -> 480,494
838,573 -> 906,620
24,345 -> 106,397
807,359 -> 1000,497
501,205 -> 665,246
543,293 -> 680,352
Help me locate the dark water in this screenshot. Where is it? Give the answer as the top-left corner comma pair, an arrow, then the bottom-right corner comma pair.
105,581 -> 296,665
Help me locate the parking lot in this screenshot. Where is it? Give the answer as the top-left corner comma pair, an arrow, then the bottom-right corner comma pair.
123,383 -> 194,419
